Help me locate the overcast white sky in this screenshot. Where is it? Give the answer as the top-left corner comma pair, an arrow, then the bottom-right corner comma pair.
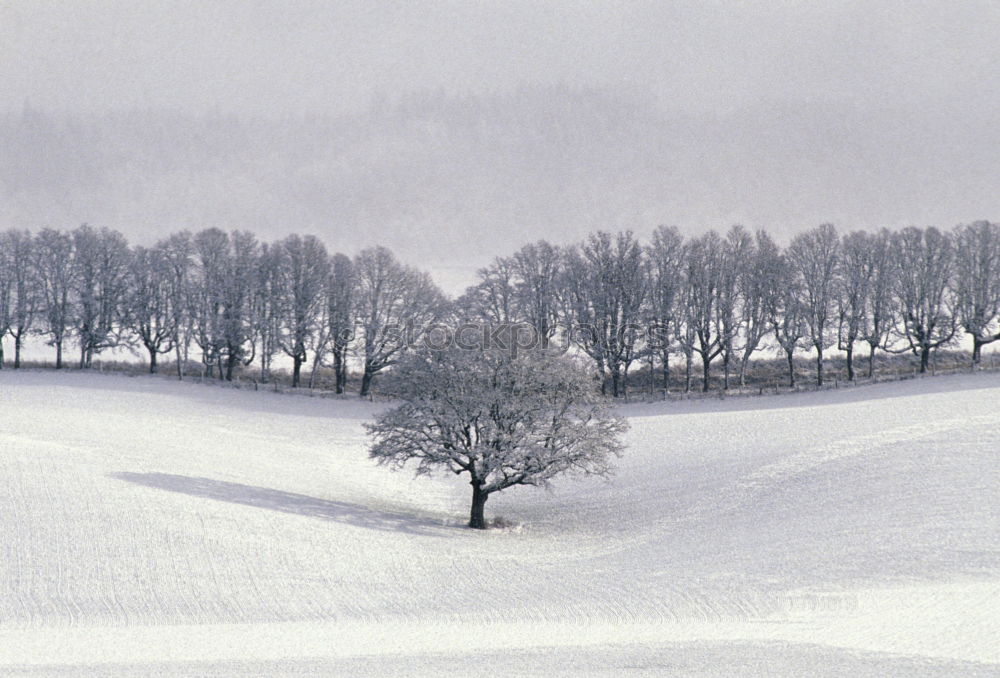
4,0 -> 999,116
2,1 -> 1000,291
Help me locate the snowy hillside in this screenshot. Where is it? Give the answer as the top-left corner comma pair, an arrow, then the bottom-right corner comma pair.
1,371 -> 998,676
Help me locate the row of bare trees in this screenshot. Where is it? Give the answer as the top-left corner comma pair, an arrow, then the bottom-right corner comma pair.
0,226 -> 449,395
457,222 -> 1000,395
2,222 -> 999,396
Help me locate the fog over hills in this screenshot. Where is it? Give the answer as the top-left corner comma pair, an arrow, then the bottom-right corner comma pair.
5,1 -> 1000,292
3,86 -> 999,292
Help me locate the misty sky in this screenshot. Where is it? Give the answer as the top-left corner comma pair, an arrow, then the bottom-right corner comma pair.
3,1 -> 1000,292
5,1 -> 999,115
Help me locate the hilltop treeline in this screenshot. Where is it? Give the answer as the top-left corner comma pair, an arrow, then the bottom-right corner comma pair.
1,222 -> 998,396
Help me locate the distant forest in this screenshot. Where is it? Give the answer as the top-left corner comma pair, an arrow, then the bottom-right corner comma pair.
2,221 -> 998,398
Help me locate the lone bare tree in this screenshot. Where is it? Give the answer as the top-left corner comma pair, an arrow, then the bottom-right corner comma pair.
367,345 -> 627,529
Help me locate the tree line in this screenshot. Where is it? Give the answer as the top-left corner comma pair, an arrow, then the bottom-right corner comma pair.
1,222 -> 998,397
461,222 -> 1000,395
0,226 -> 448,395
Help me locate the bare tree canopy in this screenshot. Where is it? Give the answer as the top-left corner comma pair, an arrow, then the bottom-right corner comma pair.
891,227 -> 956,373
367,344 -> 627,528
678,230 -> 728,392
71,224 -> 131,369
325,253 -> 357,394
33,228 -> 75,369
954,221 -> 1000,364
836,230 -> 875,382
354,246 -> 449,397
562,231 -> 646,398
274,234 -> 330,387
645,225 -> 684,392
787,223 -> 840,385
127,245 -> 176,373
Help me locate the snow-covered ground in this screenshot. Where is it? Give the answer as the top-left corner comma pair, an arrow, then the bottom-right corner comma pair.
1,370 -> 998,676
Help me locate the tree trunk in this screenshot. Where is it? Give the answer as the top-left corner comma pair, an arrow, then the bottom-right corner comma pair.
181,336 -> 190,379
647,353 -> 655,397
148,348 -> 158,374
919,346 -> 930,373
469,482 -> 488,529
867,342 -> 876,378
333,349 -> 345,394
786,349 -> 795,388
292,355 -> 302,388
722,353 -> 730,390
360,366 -> 373,397
972,337 -> 983,366
0,342 -> 4,369
610,365 -> 621,398
14,334 -> 22,368
815,346 -> 824,386
661,349 -> 670,393
684,351 -> 692,393
55,339 -> 63,369
175,339 -> 184,380
308,350 -> 322,389
845,343 -> 854,381
225,352 -> 236,381
701,354 -> 711,392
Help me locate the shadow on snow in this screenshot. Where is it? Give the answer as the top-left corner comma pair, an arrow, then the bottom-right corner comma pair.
110,471 -> 448,536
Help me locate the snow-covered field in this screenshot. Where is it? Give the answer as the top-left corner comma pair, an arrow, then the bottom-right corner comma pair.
1,370 -> 998,676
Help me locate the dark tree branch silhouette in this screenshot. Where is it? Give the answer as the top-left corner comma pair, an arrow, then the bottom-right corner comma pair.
367,344 -> 626,528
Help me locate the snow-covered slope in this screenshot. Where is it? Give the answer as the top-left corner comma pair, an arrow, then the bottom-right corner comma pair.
1,371 -> 998,676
